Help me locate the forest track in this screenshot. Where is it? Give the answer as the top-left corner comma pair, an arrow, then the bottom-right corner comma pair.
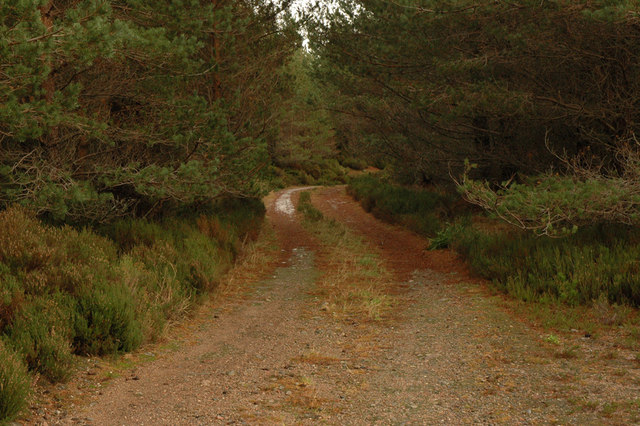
43,186 -> 640,425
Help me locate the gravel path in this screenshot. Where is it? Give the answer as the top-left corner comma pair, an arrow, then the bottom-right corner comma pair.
43,186 -> 640,425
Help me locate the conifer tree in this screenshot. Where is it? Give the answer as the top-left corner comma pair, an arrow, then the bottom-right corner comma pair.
0,0 -> 299,222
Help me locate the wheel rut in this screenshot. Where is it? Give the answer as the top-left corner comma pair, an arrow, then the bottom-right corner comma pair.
44,186 -> 640,425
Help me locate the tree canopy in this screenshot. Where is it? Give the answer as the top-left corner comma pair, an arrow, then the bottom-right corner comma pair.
0,0 -> 299,222
308,1 -> 640,185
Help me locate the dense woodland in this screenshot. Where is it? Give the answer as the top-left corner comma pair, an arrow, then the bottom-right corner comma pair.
2,0 -> 640,421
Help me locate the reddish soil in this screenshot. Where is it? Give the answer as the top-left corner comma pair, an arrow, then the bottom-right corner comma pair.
310,185 -> 468,280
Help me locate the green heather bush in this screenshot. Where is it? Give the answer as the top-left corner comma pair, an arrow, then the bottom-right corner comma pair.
348,175 -> 453,236
0,340 -> 31,423
0,265 -> 23,331
453,225 -> 640,306
429,221 -> 468,250
101,219 -> 166,253
74,279 -> 143,355
0,207 -> 55,273
6,294 -> 75,382
339,156 -> 368,171
179,231 -> 228,294
276,158 -> 348,186
0,199 -> 265,420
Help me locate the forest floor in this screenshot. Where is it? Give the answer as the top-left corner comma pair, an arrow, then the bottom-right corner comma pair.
27,186 -> 640,425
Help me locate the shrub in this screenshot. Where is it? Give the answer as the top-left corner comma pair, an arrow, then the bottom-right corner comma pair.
0,265 -> 24,330
5,294 -> 75,382
99,218 -> 165,252
348,175 -> 454,237
429,221 -> 468,250
73,280 -> 143,355
0,207 -> 56,273
340,156 -> 368,171
128,242 -> 195,323
0,198 -> 266,402
458,145 -> 640,237
453,224 -> 640,306
0,340 -> 31,423
180,231 -> 228,293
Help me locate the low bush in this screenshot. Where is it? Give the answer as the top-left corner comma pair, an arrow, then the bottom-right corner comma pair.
6,294 -> 75,382
339,156 -> 368,171
453,225 -> 640,306
0,198 -> 265,422
348,175 -> 640,309
0,340 -> 31,423
274,158 -> 349,187
73,280 -> 143,355
428,221 -> 468,250
348,174 -> 455,237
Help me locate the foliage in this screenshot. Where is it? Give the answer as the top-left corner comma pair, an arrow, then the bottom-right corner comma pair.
453,224 -> 640,306
309,1 -> 640,184
339,157 -> 368,171
0,200 -> 264,421
0,0 -> 299,223
263,47 -> 358,188
5,294 -> 75,382
297,191 -> 324,221
459,142 -> 640,236
428,221 -> 467,250
73,280 -> 142,355
348,175 -> 454,237
273,50 -> 338,174
0,340 -> 31,424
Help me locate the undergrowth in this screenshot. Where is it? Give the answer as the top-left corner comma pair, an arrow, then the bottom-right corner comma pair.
347,174 -> 640,311
297,191 -> 393,321
453,225 -> 640,307
0,198 -> 264,422
270,158 -> 348,188
347,174 -> 457,237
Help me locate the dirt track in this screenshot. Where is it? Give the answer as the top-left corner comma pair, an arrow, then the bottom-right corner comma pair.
42,186 -> 640,425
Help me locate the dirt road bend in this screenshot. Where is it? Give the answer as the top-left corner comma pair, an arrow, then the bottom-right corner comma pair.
49,186 -> 639,425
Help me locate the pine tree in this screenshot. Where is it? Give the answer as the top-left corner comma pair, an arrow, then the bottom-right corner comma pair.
0,0 -> 299,222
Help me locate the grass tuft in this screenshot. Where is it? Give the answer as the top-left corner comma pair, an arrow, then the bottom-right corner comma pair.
298,191 -> 393,321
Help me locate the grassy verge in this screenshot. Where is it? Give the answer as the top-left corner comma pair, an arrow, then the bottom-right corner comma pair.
346,175 -> 640,334
0,198 -> 265,423
297,191 -> 393,321
347,174 -> 457,237
452,224 -> 640,307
